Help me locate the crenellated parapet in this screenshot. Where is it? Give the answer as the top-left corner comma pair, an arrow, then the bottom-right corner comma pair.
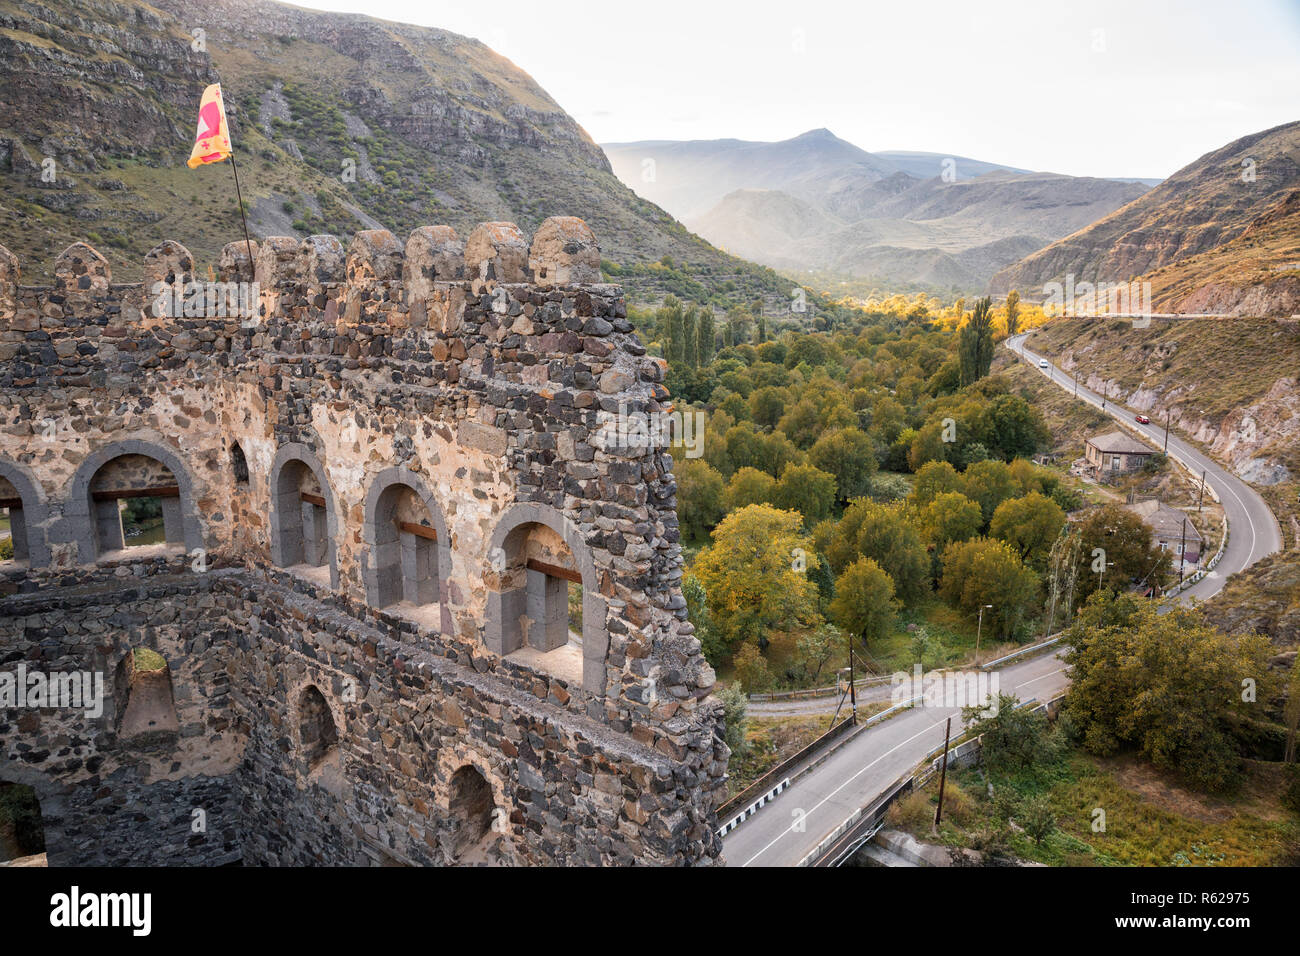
0,215 -> 726,867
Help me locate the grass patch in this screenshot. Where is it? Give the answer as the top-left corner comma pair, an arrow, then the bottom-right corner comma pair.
132,647 -> 167,672
891,749 -> 1298,866
727,714 -> 835,798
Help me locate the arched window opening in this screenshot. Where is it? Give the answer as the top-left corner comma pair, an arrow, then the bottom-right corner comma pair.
494,522 -> 585,685
230,442 -> 249,484
448,765 -> 496,861
0,475 -> 29,565
89,454 -> 184,559
372,481 -> 439,623
274,458 -> 331,584
116,647 -> 180,741
0,782 -> 46,863
298,684 -> 339,772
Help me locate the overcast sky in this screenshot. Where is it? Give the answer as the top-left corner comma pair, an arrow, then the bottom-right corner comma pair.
298,0 -> 1299,179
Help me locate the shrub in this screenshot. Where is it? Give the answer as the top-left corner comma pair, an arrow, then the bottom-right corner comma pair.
718,682 -> 749,758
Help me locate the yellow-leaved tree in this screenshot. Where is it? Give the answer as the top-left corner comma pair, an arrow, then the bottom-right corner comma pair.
693,504 -> 821,654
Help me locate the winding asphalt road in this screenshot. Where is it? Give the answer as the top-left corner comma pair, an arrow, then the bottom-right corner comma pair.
721,331 -> 1280,866
1006,331 -> 1280,600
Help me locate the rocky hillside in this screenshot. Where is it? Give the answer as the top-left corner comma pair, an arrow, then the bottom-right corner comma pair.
1139,189 -> 1300,317
1024,314 -> 1300,564
1202,554 -> 1300,648
1026,316 -> 1300,483
990,120 -> 1300,313
604,129 -> 1147,294
0,0 -> 788,306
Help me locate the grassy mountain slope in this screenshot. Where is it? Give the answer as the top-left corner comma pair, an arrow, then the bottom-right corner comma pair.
990,120 -> 1300,310
0,0 -> 792,307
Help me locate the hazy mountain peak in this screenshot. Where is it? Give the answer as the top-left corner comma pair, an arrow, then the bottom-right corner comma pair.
607,129 -> 1148,293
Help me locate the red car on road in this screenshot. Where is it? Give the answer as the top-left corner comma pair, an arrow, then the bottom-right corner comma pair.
1135,414 -> 1150,425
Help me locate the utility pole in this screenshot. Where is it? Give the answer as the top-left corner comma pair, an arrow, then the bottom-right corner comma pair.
934,716 -> 952,829
1102,382 -> 1107,411
1074,368 -> 1079,397
975,604 -> 992,666
848,643 -> 858,725
1178,516 -> 1188,587
1197,470 -> 1206,512
1163,409 -> 1170,454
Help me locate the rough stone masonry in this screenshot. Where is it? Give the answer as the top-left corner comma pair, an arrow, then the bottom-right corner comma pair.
0,216 -> 728,865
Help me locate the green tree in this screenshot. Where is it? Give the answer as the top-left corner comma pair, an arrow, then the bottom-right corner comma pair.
962,458 -> 1019,526
825,499 -> 930,603
733,642 -> 773,693
723,466 -> 776,512
907,419 -> 950,472
683,305 -> 699,368
961,692 -> 1057,770
939,537 -> 1041,639
1021,794 -> 1056,846
750,386 -> 787,431
830,556 -> 900,647
1063,592 -> 1274,791
911,459 -> 963,509
910,625 -> 947,669
674,458 -> 725,540
772,462 -> 837,526
979,394 -> 1047,462
990,491 -> 1066,570
718,681 -> 749,756
683,573 -> 723,666
793,624 -> 840,685
694,505 -> 822,652
1004,289 -> 1021,336
958,296 -> 996,386
809,427 -> 878,502
723,423 -> 767,474
698,308 -> 716,364
923,491 -> 984,554
670,306 -> 685,363
1075,503 -> 1171,602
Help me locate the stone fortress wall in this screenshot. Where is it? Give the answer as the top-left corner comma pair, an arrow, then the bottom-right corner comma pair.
0,216 -> 727,865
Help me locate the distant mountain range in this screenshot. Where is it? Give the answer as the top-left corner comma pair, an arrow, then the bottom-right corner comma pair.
604,129 -> 1153,293
990,120 -> 1300,316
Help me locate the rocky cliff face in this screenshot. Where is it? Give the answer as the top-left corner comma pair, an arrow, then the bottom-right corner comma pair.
1030,316 -> 1300,489
990,120 -> 1300,309
0,0 -> 213,165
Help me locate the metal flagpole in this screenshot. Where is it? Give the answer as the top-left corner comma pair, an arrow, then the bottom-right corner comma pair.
227,149 -> 256,282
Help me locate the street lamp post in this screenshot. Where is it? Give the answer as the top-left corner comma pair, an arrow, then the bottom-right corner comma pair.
975,604 -> 993,666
